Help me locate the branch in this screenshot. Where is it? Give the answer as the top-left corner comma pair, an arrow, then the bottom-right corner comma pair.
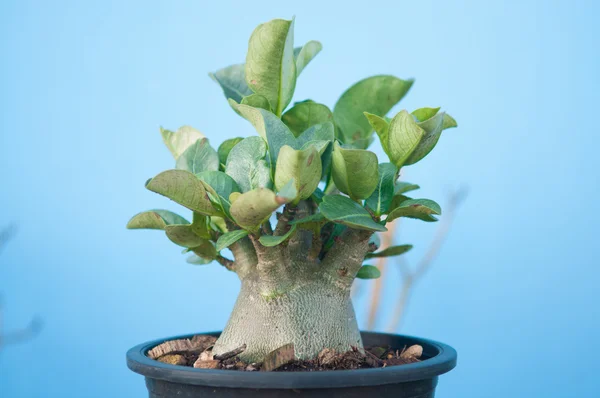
386,187 -> 468,332
321,228 -> 373,288
274,204 -> 298,236
215,255 -> 235,271
224,220 -> 258,278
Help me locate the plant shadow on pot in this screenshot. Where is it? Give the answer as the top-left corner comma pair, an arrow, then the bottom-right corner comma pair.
127,331 -> 457,398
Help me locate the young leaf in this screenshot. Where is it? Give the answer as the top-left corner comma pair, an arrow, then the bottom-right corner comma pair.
294,40 -> 322,76
333,75 -> 413,146
386,198 -> 442,223
274,145 -> 322,202
282,101 -> 333,137
395,182 -> 420,195
217,137 -> 243,167
404,111 -> 457,165
175,138 -> 220,174
356,265 -> 381,279
365,244 -> 413,259
276,178 -> 298,202
146,170 -> 218,216
165,225 -> 209,248
331,142 -> 379,200
161,126 -> 205,159
245,18 -> 296,116
196,171 -> 241,217
365,163 -> 398,216
216,229 -> 250,252
412,107 -> 441,122
230,188 -> 291,231
209,63 -> 253,103
319,195 -> 387,232
191,212 -> 212,239
387,110 -> 425,168
225,136 -> 272,192
241,94 -> 272,112
364,112 -> 390,154
259,224 -> 297,247
126,210 -> 189,230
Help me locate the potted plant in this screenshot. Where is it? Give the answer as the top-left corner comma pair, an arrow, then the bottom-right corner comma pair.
126,17 -> 458,397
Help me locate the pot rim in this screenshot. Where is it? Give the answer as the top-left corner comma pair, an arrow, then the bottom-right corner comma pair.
126,331 -> 457,389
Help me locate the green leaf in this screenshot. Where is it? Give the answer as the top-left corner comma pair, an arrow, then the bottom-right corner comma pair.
293,40 -> 322,76
364,112 -> 390,154
216,229 -> 249,252
161,126 -> 205,159
387,110 -> 425,168
191,212 -> 212,239
289,213 -> 326,226
274,145 -> 322,202
259,224 -> 297,247
356,265 -> 381,279
230,188 -> 291,231
225,136 -> 272,192
412,107 -> 440,122
395,182 -> 420,195
319,195 -> 387,232
365,163 -> 398,216
217,137 -> 243,167
241,94 -> 272,112
196,171 -> 241,217
333,76 -> 413,146
190,240 -> 217,260
263,112 -> 297,171
295,122 -> 335,148
386,198 -> 441,223
126,210 -> 189,230
146,170 -> 218,216
175,138 -> 219,174
245,18 -> 296,116
209,64 -> 253,103
331,142 -> 379,200
404,111 -> 457,165
282,101 -> 333,137
186,254 -> 214,265
276,178 -> 298,201
210,216 -> 228,233
365,244 -> 413,259
165,225 -> 208,248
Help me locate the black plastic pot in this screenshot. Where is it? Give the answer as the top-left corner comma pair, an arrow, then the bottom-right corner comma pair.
127,331 -> 457,397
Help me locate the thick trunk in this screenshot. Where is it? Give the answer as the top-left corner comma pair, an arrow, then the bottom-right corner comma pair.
212,274 -> 362,363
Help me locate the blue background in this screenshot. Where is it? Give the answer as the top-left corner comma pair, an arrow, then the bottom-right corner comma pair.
1,0 -> 598,396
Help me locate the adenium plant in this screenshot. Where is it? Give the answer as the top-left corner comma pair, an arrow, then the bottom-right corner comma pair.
128,18 -> 456,362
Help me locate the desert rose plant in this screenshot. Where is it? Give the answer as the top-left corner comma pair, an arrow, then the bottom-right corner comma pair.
127,18 -> 456,363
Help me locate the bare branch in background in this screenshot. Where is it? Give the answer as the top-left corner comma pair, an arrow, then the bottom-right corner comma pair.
386,187 -> 468,332
0,224 -> 43,351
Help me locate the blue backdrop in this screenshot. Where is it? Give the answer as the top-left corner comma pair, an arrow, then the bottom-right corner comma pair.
1,0 -> 598,396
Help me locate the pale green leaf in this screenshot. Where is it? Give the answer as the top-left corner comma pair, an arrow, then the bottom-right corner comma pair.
161,126 -> 205,159
276,178 -> 298,201
259,224 -> 297,247
365,163 -> 398,216
196,171 -> 241,217
225,136 -> 272,192
356,265 -> 381,279
333,76 -> 413,146
145,170 -> 217,216
365,244 -> 413,259
293,40 -> 322,76
191,212 -> 212,239
331,142 -> 379,200
274,145 -> 322,202
364,112 -> 390,154
175,138 -> 219,174
216,229 -> 249,252
319,195 -> 387,232
386,198 -> 441,223
412,107 -> 440,122
241,94 -> 272,112
126,210 -> 189,230
404,111 -> 457,165
209,63 -> 253,103
217,137 -> 243,167
230,188 -> 291,231
387,110 -> 425,168
186,254 -> 214,265
395,182 -> 420,195
282,101 -> 333,137
245,18 -> 296,116
165,224 -> 208,248
210,216 -> 228,233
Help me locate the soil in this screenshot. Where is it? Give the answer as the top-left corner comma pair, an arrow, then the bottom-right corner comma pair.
148,334 -> 424,372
